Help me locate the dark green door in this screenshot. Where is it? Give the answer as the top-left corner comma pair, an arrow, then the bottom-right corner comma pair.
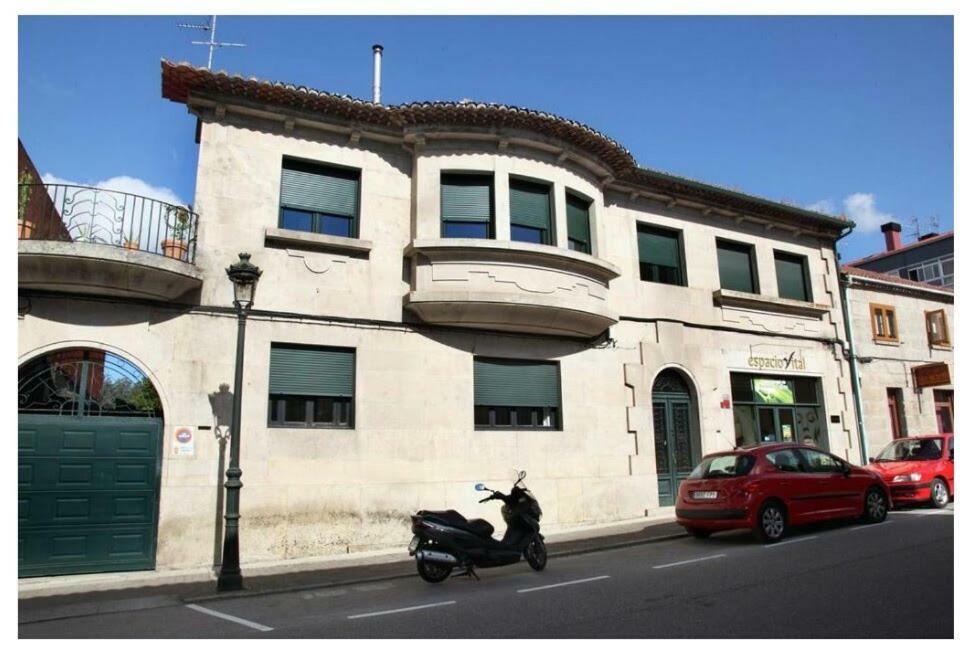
653,370 -> 701,507
18,415 -> 162,577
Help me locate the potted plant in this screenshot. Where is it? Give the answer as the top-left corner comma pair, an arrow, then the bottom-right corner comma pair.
123,237 -> 140,251
17,171 -> 35,239
161,206 -> 191,260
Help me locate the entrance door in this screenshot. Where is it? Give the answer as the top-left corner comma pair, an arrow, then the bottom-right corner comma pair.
934,390 -> 954,434
653,370 -> 700,506
757,407 -> 796,443
887,388 -> 906,439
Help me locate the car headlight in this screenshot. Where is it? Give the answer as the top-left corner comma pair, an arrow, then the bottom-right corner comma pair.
892,473 -> 922,483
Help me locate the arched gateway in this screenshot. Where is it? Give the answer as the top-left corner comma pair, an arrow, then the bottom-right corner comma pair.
652,369 -> 702,507
18,348 -> 163,577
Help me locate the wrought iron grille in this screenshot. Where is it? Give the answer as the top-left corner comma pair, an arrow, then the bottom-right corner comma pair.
19,349 -> 162,417
17,183 -> 199,264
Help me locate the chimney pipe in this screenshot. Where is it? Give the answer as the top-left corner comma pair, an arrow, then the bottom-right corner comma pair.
372,44 -> 383,104
881,222 -> 902,252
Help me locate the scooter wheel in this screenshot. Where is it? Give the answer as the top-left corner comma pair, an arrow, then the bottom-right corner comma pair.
416,559 -> 452,583
525,536 -> 547,571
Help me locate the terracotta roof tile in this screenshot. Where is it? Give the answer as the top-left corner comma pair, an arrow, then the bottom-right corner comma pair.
841,264 -> 953,295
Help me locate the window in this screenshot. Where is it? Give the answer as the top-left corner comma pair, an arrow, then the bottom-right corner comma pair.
268,344 -> 354,428
926,309 -> 950,346
731,373 -> 825,449
509,179 -> 553,245
716,240 -> 758,293
870,303 -> 898,342
766,449 -> 804,473
566,192 -> 592,254
441,173 -> 493,239
279,158 -> 360,238
688,454 -> 756,479
774,251 -> 811,302
474,358 -> 561,430
637,224 -> 684,286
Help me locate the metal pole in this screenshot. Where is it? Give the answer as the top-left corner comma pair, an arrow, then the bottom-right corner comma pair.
208,15 -> 217,70
212,431 -> 228,570
217,307 -> 248,591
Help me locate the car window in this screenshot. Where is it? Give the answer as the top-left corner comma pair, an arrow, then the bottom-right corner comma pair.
799,448 -> 844,473
878,438 -> 943,461
688,454 -> 756,479
766,449 -> 803,473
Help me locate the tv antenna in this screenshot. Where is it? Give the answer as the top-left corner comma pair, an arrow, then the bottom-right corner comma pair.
178,15 -> 246,70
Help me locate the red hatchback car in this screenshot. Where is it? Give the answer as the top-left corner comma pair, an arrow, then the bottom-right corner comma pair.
676,443 -> 890,543
866,434 -> 954,508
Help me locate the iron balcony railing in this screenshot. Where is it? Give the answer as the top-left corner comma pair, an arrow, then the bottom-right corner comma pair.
17,183 -> 200,264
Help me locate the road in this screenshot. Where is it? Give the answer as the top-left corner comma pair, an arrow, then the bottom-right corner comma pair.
19,505 -> 953,639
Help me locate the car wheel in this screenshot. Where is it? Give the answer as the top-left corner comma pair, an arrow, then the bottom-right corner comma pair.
688,528 -> 712,539
754,501 -> 787,543
861,487 -> 888,523
930,478 -> 950,509
416,559 -> 452,583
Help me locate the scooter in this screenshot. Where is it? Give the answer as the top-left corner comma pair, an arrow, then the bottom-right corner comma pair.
407,470 -> 547,582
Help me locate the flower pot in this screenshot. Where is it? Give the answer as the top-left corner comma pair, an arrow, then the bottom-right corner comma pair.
123,241 -> 141,251
161,239 -> 189,260
18,218 -> 35,240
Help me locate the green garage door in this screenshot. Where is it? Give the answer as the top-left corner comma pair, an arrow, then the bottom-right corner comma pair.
18,414 -> 162,577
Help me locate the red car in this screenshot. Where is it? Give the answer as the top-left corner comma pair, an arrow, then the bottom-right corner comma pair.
676,443 -> 890,543
866,434 -> 954,508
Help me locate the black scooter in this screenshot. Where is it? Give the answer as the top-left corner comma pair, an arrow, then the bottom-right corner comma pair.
407,471 -> 547,582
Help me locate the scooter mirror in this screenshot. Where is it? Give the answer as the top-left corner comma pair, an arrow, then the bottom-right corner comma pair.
475,483 -> 487,491
517,470 -> 527,481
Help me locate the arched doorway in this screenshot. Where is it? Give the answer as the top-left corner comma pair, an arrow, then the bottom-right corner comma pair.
652,369 -> 702,507
18,348 -> 163,577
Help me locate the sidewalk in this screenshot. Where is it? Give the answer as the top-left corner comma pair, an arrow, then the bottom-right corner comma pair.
20,513 -> 685,624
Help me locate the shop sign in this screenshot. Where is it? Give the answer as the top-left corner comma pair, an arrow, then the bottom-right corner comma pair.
172,426 -> 195,457
912,362 -> 951,389
747,353 -> 806,371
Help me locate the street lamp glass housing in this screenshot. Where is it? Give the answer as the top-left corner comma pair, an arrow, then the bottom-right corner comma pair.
226,252 -> 262,309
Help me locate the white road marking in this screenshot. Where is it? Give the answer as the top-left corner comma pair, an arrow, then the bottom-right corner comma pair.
763,535 -> 818,548
185,603 -> 274,632
347,600 -> 456,620
517,575 -> 610,594
653,554 -> 726,569
849,521 -> 892,530
891,508 -> 953,516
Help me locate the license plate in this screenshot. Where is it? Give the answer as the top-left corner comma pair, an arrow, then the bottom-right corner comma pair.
692,491 -> 718,500
408,535 -> 420,552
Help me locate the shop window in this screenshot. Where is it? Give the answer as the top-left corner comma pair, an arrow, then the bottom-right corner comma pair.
638,224 -> 685,286
716,239 -> 758,293
474,357 -> 561,430
774,251 -> 811,302
268,344 -> 354,428
279,158 -> 360,238
509,179 -> 553,245
441,173 -> 494,239
731,372 -> 825,449
566,192 -> 592,254
925,309 -> 950,347
870,303 -> 899,342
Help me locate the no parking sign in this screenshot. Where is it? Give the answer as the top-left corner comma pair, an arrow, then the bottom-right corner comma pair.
172,426 -> 195,457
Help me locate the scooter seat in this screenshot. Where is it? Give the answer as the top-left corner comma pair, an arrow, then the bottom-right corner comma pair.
419,510 -> 495,538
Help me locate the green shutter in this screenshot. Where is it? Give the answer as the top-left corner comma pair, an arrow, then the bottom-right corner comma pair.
775,252 -> 810,301
474,358 -> 560,407
280,161 -> 359,217
441,175 -> 492,223
509,180 -> 552,230
717,241 -> 756,293
638,226 -> 680,268
269,346 -> 354,397
566,194 -> 591,247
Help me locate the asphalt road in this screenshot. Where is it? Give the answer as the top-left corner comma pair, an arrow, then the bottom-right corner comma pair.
19,505 -> 953,639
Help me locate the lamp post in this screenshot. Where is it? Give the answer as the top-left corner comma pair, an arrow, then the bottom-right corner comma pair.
218,252 -> 262,591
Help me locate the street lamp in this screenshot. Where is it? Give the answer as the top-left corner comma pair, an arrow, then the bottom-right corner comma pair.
218,252 -> 262,591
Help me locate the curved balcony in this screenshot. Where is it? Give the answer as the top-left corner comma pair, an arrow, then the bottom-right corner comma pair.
17,183 -> 202,301
405,239 -> 620,338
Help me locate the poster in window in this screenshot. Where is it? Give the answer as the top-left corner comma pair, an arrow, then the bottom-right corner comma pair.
752,379 -> 795,404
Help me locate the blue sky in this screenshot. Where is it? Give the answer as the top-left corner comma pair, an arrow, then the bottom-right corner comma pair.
18,15 -> 952,260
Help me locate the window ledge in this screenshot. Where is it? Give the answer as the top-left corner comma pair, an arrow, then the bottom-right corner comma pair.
265,227 -> 373,256
873,338 -> 901,347
712,289 -> 830,318
930,344 -> 953,351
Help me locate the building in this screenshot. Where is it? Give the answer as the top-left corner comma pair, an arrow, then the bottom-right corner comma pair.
17,61 -> 861,581
847,222 -> 953,289
840,264 -> 954,459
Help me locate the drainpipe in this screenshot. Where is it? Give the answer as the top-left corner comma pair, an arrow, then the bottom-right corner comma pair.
835,224 -> 869,464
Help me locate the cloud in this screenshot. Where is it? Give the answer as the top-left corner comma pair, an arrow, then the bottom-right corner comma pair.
841,193 -> 897,233
805,199 -> 836,215
40,173 -> 187,207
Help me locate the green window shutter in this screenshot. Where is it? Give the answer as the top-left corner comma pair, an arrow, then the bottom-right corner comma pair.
637,226 -> 680,268
269,345 -> 354,398
566,194 -> 591,247
441,174 -> 492,222
509,180 -> 552,230
775,252 -> 810,301
280,160 -> 359,217
474,358 -> 560,407
717,241 -> 757,293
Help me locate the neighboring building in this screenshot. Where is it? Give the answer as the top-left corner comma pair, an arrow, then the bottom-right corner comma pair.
847,222 -> 953,289
17,61 -> 861,580
840,265 -> 954,458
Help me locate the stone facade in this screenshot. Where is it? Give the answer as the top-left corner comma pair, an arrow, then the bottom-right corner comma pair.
17,68 -> 862,575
